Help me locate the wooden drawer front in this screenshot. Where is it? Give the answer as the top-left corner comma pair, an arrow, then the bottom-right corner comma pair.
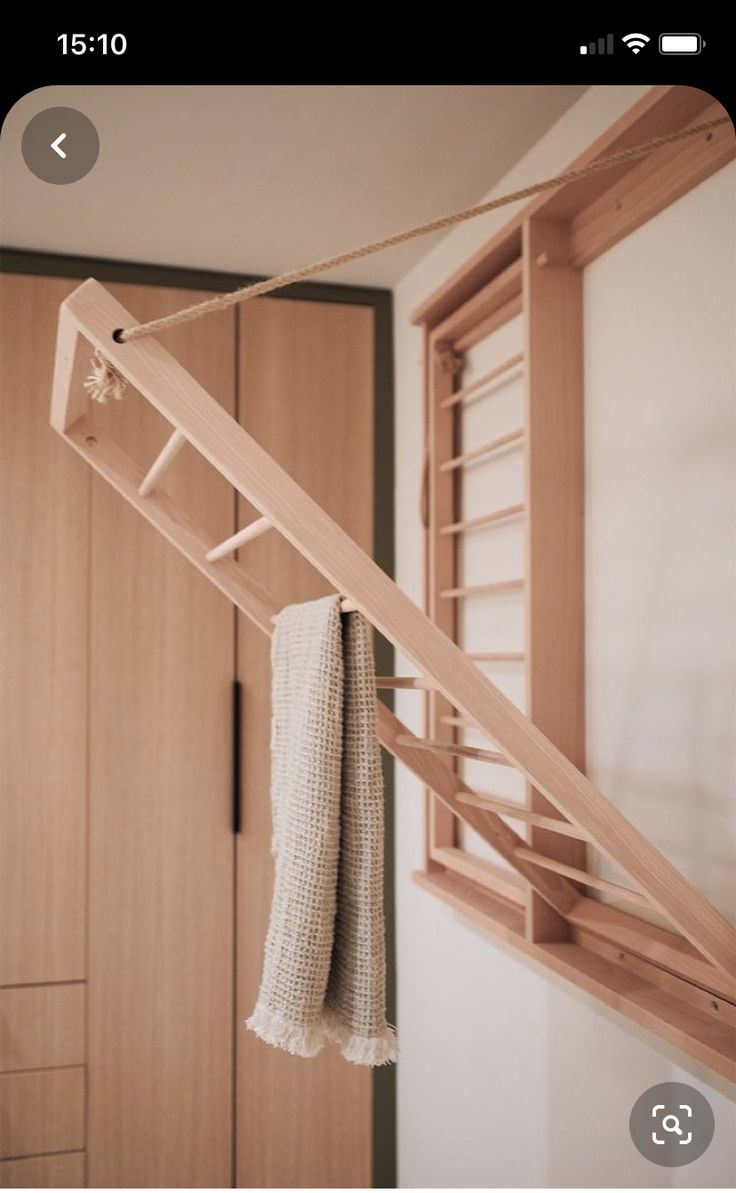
0,1068 -> 84,1159
0,985 -> 85,1073
0,1152 -> 85,1187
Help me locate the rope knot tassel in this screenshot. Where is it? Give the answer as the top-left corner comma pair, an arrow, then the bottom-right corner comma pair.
84,349 -> 128,404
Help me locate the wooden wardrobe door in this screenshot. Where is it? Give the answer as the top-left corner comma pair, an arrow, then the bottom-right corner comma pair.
86,286 -> 236,1188
0,274 -> 88,989
236,297 -> 375,1188
1,273 -> 89,1187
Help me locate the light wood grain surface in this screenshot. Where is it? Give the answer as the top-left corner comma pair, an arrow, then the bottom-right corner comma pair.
0,1068 -> 85,1160
432,259 -> 523,346
426,342 -> 460,856
0,1152 -> 85,1188
524,217 -> 587,943
236,297 -> 374,1189
0,984 -> 85,1073
1,275 -> 88,986
85,284 -> 236,1188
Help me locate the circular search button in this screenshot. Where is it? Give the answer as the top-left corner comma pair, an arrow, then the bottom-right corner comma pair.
630,1082 -> 715,1166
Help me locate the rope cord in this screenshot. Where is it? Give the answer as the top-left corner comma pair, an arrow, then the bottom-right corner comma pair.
84,115 -> 730,402
116,116 -> 729,344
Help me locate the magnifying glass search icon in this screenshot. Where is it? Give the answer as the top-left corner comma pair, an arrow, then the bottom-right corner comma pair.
662,1114 -> 683,1135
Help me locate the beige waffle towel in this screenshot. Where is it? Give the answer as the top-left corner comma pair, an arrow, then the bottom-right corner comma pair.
246,594 -> 396,1066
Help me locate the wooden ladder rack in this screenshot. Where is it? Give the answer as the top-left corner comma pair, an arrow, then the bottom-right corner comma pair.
49,85 -> 736,1080
409,82 -> 736,1081
50,276 -> 735,975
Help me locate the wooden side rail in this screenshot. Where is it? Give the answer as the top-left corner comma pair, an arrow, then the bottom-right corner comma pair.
50,279 -> 736,980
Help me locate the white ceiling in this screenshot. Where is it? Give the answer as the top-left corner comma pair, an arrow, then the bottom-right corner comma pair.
2,85 -> 587,287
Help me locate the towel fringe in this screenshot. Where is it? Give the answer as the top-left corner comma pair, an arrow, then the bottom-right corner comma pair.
246,1004 -> 398,1067
340,1032 -> 397,1067
246,1003 -> 326,1059
325,1015 -> 398,1067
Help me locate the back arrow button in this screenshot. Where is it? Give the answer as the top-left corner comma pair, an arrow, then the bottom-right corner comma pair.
22,107 -> 99,184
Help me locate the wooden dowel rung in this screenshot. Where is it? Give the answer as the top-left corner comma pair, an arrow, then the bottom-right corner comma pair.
440,428 -> 524,472
512,846 -> 650,908
456,791 -> 590,841
395,734 -> 511,766
138,429 -> 186,496
440,353 -> 524,409
206,516 -> 272,562
270,596 -> 356,625
466,651 -> 525,662
375,676 -> 433,690
440,578 -> 524,600
439,715 -> 475,730
440,503 -> 524,536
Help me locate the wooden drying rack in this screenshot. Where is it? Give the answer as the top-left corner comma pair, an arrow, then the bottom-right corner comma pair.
414,83 -> 736,1077
50,85 -> 735,1079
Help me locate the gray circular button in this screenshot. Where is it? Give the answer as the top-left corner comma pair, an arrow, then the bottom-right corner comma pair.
22,107 -> 99,184
630,1082 -> 714,1166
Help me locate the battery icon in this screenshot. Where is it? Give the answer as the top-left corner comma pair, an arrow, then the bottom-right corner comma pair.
659,33 -> 704,54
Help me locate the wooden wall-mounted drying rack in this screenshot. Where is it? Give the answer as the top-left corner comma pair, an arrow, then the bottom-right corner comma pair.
410,83 -> 736,1082
50,84 -> 735,1079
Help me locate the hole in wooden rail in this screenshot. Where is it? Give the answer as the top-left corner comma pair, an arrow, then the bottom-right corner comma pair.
85,435 -> 97,445
712,1000 -> 719,1012
112,328 -> 126,343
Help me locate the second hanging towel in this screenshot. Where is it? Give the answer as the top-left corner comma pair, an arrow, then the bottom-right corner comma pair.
246,593 -> 396,1066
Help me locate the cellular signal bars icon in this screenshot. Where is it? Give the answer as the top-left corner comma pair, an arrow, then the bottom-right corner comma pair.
580,35 -> 614,55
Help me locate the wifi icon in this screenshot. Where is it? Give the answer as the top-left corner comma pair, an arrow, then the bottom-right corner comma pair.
622,32 -> 651,53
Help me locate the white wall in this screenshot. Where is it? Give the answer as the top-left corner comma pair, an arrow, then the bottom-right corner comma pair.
584,172 -> 736,924
393,86 -> 736,1188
